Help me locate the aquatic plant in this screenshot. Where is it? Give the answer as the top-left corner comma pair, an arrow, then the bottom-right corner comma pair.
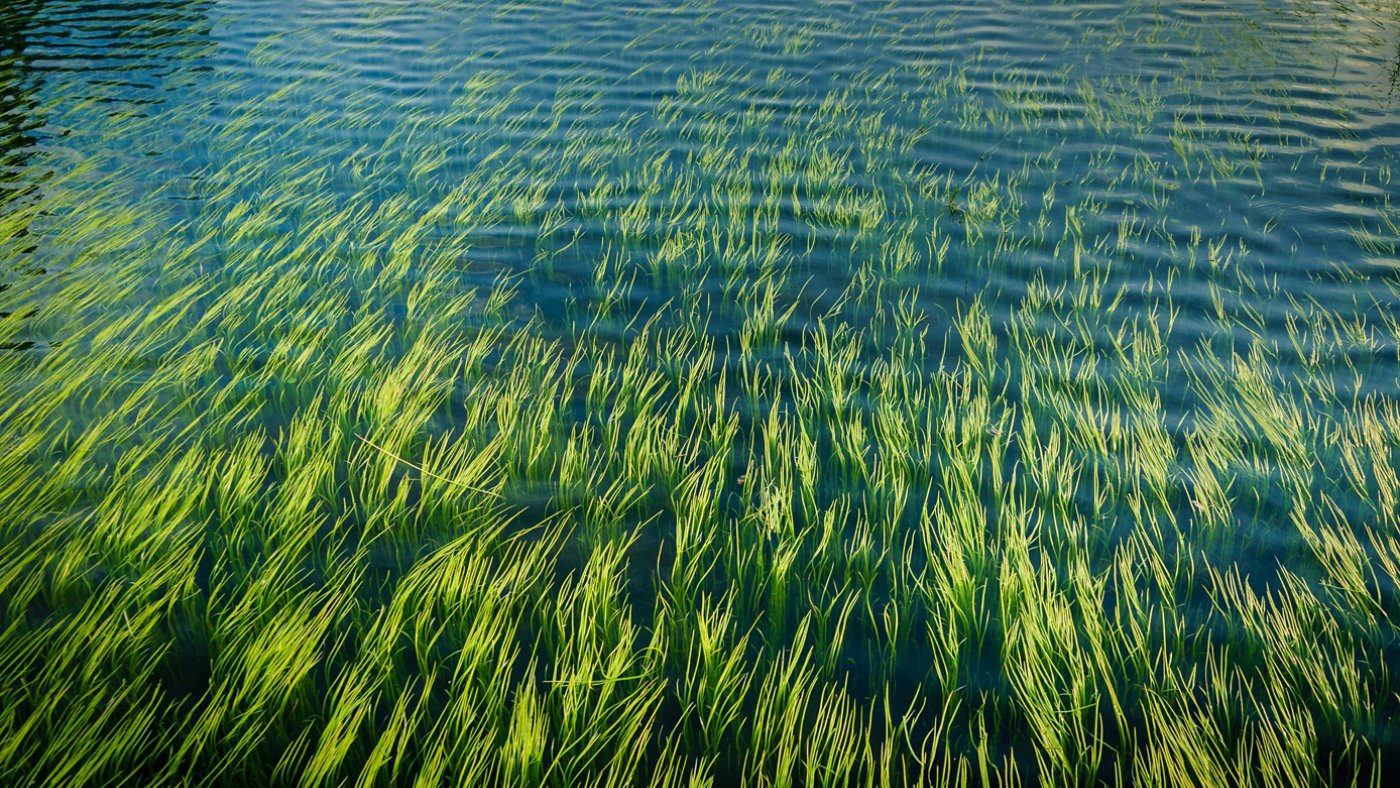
1,0 -> 1399,784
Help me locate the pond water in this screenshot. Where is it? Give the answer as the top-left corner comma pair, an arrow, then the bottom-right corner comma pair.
2,0 -> 1399,784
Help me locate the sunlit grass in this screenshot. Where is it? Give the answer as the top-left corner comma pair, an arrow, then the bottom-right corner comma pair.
1,0 -> 1399,784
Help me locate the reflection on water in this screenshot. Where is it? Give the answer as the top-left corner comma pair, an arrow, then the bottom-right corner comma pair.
0,1 -> 43,346
0,0 -> 212,346
0,2 -> 41,177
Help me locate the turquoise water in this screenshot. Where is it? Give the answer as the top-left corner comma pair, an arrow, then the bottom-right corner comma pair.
7,1 -> 1400,396
8,1 -> 1400,321
3,0 -> 1400,783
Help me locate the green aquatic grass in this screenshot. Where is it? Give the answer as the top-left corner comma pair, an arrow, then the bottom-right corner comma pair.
2,0 -> 1400,784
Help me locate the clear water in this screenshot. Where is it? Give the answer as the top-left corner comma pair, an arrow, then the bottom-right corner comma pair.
6,1 -> 1400,390
3,0 -> 1400,782
9,1 -> 1400,308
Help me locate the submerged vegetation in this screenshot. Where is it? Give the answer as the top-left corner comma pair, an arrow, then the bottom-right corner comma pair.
2,0 -> 1400,784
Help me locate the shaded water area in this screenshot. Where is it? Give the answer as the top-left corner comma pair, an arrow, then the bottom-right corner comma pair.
2,0 -> 1400,784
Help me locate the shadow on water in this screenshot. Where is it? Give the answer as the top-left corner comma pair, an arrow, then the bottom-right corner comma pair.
0,2 -> 43,177
0,0 -> 213,351
0,2 -> 43,350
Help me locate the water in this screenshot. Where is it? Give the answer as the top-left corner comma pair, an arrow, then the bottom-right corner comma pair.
3,0 -> 1400,783
8,1 -> 1400,377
